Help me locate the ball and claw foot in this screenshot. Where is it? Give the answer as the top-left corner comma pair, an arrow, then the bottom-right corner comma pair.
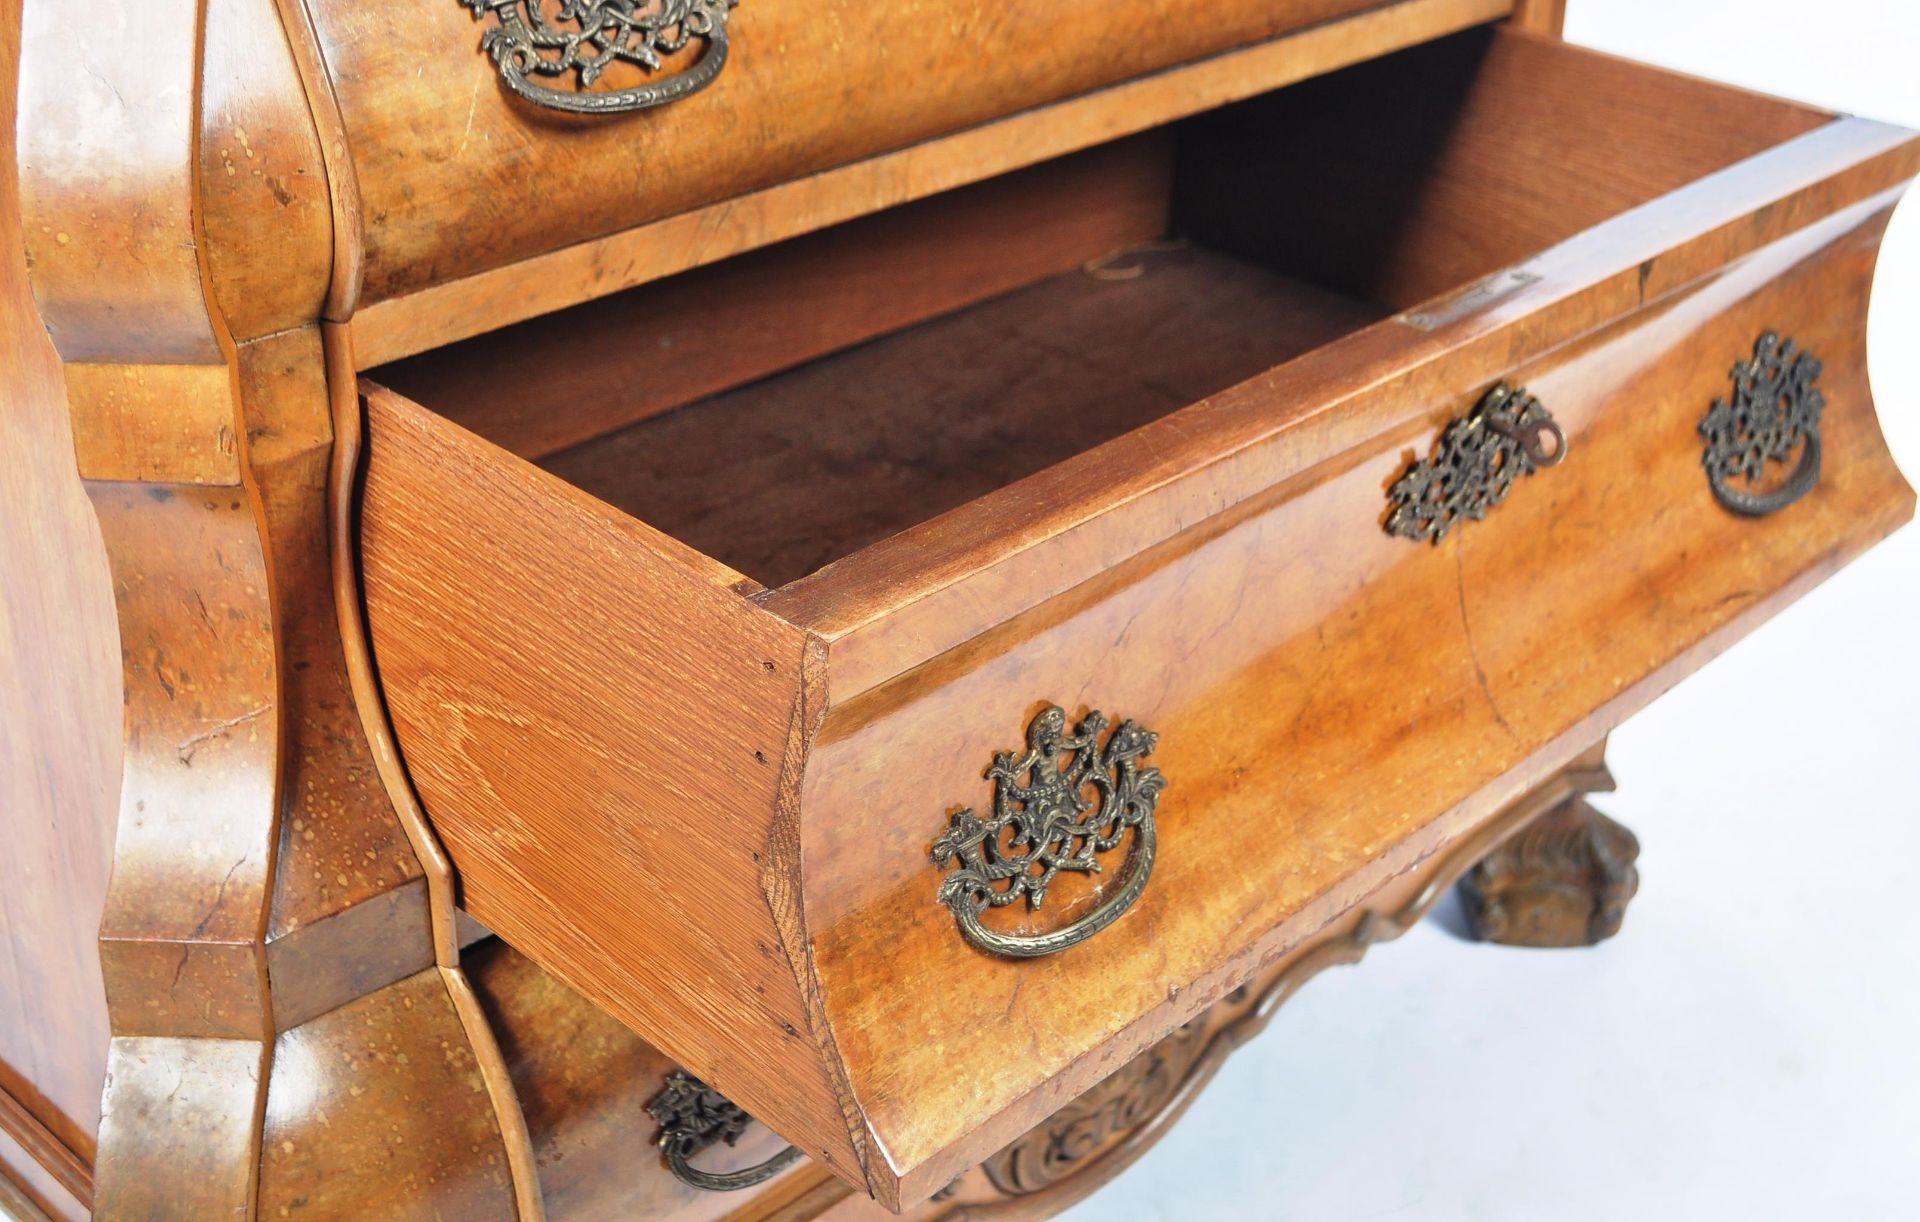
1459,797 -> 1640,948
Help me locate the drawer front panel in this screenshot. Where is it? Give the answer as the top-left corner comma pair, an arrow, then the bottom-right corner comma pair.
463,941 -> 819,1222
311,0 -> 1443,302
796,200 -> 1913,1192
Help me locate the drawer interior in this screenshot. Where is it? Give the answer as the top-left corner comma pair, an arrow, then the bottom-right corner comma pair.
369,27 -> 1824,591
543,246 -> 1376,589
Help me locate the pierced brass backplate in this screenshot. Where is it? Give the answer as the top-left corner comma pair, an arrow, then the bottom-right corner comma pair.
462,0 -> 737,115
1700,331 -> 1825,516
1385,383 -> 1566,545
647,1071 -> 801,1192
932,706 -> 1167,959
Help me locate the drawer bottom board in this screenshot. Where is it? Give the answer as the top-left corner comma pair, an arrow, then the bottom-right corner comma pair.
540,246 -> 1383,590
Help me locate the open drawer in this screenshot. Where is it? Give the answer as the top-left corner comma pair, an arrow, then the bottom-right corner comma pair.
354,28 -> 1919,1210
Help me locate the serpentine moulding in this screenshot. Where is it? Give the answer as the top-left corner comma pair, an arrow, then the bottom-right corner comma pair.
462,0 -> 739,114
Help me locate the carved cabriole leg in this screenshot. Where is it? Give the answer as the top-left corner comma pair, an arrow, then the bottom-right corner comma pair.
1460,798 -> 1640,948
872,743 -> 1619,1222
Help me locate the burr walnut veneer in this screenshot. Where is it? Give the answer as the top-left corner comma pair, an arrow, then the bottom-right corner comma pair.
1,1 -> 1913,1219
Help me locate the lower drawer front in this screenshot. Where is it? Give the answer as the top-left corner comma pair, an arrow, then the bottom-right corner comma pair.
797,194 -> 1912,1197
462,942 -> 813,1222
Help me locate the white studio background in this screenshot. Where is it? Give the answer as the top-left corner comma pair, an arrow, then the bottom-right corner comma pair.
1060,3 -> 1920,1220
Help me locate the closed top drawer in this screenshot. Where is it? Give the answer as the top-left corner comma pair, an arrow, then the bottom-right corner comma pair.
304,0 -> 1497,305
353,29 -> 1919,1211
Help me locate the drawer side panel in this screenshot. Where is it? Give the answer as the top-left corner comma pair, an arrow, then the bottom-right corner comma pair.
355,386 -> 867,1183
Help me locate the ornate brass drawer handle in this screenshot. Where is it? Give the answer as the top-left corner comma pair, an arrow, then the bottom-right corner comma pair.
647,1071 -> 802,1192
932,706 -> 1168,959
462,0 -> 737,115
1700,331 -> 1825,516
1385,383 -> 1566,544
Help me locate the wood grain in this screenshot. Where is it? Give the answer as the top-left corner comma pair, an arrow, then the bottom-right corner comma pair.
541,246 -> 1381,588
7,5 -> 1913,1217
1508,0 -> 1566,35
270,0 -> 367,321
328,321 -> 547,1219
86,481 -> 279,1043
91,1038 -> 269,1220
308,0 -> 1414,304
545,749 -> 1620,1222
14,9 -> 291,1216
360,36 -> 1918,1204
1175,28 -> 1827,310
372,136 -> 1178,461
681,749 -> 1616,1222
237,327 -> 434,1030
356,385 -> 873,1189
0,1115 -> 84,1222
896,748 -> 1613,1222
15,4 -> 222,365
794,195 -> 1914,1200
256,968 -> 518,1219
466,940 -> 808,1222
0,1079 -> 90,1219
0,0 -> 118,1173
198,0 -> 337,342
10,3 -> 549,1217
346,0 -> 1516,365
767,119 -> 1920,705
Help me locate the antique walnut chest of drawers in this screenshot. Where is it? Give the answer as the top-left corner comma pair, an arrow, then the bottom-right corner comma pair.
2,1 -> 1915,1218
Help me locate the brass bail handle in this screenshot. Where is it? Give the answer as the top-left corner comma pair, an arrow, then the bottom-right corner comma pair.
1484,408 -> 1567,468
932,706 -> 1169,959
1699,332 -> 1825,517
464,1 -> 740,116
647,1071 -> 803,1192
